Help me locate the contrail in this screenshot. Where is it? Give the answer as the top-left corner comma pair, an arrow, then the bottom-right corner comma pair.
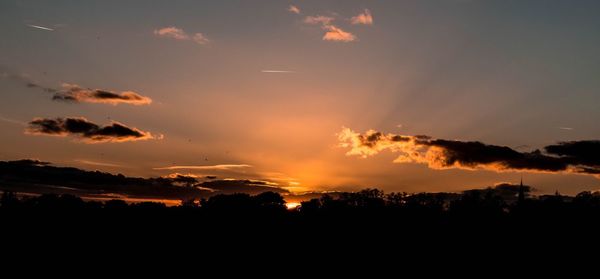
0,115 -> 26,126
27,24 -> 54,31
261,70 -> 295,74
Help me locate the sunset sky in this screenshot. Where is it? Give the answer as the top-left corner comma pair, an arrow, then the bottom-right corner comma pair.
1,0 -> 600,195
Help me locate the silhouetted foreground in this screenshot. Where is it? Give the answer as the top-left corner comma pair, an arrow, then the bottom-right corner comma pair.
3,187 -> 600,237
2,159 -> 600,256
3,193 -> 600,266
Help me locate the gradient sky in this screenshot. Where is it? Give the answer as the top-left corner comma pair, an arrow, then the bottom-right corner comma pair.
1,0 -> 600,195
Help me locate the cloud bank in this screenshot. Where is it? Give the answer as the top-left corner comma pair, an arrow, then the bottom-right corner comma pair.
338,127 -> 600,177
154,164 -> 253,171
26,117 -> 157,143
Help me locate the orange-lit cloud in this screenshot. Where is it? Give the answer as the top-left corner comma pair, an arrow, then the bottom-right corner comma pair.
322,25 -> 356,42
338,127 -> 600,177
26,117 -> 157,143
304,15 -> 334,25
153,164 -> 252,171
288,5 -> 301,14
153,26 -> 210,45
351,9 -> 373,25
154,26 -> 188,40
3,73 -> 152,106
74,159 -> 123,167
301,14 -> 358,42
53,83 -> 152,105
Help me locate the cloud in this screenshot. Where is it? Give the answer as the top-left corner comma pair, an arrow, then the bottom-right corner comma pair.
338,127 -> 600,177
74,159 -> 123,168
322,25 -> 357,42
154,26 -> 188,40
301,14 -> 358,42
1,73 -> 151,106
304,15 -> 335,25
559,127 -> 574,131
26,117 -> 157,143
52,83 -> 152,105
199,179 -> 289,195
163,173 -> 204,179
288,5 -> 301,14
153,26 -> 210,45
351,9 -> 373,25
0,160 -> 208,200
153,164 -> 253,171
0,71 -> 57,93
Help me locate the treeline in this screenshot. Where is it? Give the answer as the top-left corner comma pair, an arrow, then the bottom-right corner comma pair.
3,187 -> 600,249
3,187 -> 600,221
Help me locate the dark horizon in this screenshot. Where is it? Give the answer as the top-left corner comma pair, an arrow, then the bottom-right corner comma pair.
0,158 -> 597,207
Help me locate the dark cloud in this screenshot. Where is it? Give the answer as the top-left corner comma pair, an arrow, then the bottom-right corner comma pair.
545,141 -> 600,166
1,72 -> 151,105
463,183 -> 534,203
199,179 -> 290,195
9,159 -> 52,166
0,160 -> 208,200
0,160 -> 290,201
339,128 -> 600,176
425,139 -> 569,172
26,117 -> 157,143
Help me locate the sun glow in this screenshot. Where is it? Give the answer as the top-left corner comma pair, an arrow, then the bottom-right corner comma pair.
286,202 -> 301,210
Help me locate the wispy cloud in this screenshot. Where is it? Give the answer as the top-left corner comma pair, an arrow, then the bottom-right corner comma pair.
153,164 -> 253,171
304,15 -> 335,25
322,25 -> 356,42
153,26 -> 210,45
74,159 -> 123,168
26,117 -> 158,143
351,9 -> 373,25
288,5 -> 301,15
0,71 -> 57,93
26,24 -> 54,31
559,127 -> 574,131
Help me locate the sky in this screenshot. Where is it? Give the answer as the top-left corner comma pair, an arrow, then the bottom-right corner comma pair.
1,0 -> 600,195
